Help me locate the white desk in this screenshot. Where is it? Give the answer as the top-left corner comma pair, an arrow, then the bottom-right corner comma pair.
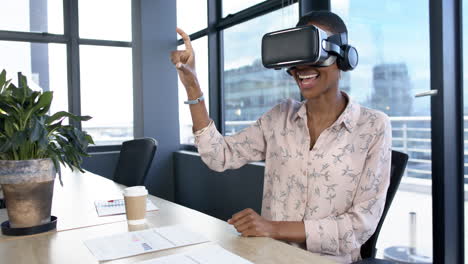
0,170 -> 336,264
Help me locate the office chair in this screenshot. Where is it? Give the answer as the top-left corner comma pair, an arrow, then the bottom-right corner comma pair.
360,150 -> 409,259
113,138 -> 158,187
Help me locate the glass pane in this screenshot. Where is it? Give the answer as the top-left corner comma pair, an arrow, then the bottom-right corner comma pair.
0,0 -> 63,34
223,4 -> 299,134
222,0 -> 266,17
179,37 -> 209,145
0,41 -> 68,115
177,0 -> 207,36
333,0 -> 433,261
79,0 -> 131,41
80,45 -> 133,145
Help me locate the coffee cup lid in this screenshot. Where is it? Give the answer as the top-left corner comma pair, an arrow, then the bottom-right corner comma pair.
123,186 -> 148,197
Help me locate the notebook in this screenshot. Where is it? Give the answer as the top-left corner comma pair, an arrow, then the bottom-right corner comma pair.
94,199 -> 159,217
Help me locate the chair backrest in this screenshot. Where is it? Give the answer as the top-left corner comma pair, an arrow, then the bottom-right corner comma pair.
360,150 -> 409,259
113,138 -> 158,187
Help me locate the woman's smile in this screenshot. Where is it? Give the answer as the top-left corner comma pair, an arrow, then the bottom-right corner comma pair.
293,67 -> 322,91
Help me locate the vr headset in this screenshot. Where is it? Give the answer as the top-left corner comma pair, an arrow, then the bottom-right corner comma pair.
261,25 -> 358,73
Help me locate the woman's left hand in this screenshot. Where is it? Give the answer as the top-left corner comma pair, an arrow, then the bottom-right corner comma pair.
228,208 -> 277,238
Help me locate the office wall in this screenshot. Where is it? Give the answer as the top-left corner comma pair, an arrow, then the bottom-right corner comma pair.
132,0 -> 179,201
174,151 -> 264,221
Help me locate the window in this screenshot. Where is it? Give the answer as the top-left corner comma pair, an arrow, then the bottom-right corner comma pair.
80,46 -> 133,145
78,0 -> 132,41
222,0 -> 266,17
0,0 -> 63,34
332,0 -> 433,260
0,1 -> 134,146
0,41 -> 68,115
178,37 -> 209,145
78,0 -> 133,145
176,0 -> 207,36
0,1 -> 66,118
223,4 -> 299,135
177,0 -> 209,145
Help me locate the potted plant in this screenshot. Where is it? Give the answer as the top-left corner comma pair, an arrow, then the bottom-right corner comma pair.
0,70 -> 94,229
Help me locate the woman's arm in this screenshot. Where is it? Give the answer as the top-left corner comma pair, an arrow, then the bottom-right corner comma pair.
229,114 -> 392,257
170,28 -> 210,132
228,208 -> 306,243
170,28 -> 268,172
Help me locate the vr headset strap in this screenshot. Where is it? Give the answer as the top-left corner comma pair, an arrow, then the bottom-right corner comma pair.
323,32 -> 348,58
327,32 -> 348,46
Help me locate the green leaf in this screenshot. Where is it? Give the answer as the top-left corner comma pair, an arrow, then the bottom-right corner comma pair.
1,79 -> 12,94
24,91 -> 53,121
10,131 -> 27,149
84,133 -> 95,145
0,111 -> 8,119
46,111 -> 92,125
0,70 -> 6,90
47,120 -> 63,134
0,104 -> 20,118
35,91 -> 53,115
19,74 -> 32,104
49,153 -> 63,186
4,118 -> 15,137
7,82 -> 17,93
30,117 -> 48,151
30,117 -> 42,141
55,127 -> 89,156
11,85 -> 27,105
26,91 -> 41,108
0,140 -> 12,153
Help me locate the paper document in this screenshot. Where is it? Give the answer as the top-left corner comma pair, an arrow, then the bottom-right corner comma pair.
134,245 -> 254,264
94,199 -> 159,217
84,225 -> 209,261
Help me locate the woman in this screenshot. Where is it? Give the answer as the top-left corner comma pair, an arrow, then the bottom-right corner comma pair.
170,11 -> 392,263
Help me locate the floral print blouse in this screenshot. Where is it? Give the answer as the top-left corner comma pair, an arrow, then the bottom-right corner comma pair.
194,93 -> 392,263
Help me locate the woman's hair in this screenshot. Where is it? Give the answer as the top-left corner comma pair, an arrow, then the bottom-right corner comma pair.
296,10 -> 347,35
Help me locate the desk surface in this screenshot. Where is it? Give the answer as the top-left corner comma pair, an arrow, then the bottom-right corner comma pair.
0,170 -> 335,264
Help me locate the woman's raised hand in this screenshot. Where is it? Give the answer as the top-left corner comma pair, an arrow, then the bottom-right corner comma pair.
170,28 -> 209,131
170,28 -> 200,95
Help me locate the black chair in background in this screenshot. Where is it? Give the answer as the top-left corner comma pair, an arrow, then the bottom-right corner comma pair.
360,150 -> 409,260
113,138 -> 158,187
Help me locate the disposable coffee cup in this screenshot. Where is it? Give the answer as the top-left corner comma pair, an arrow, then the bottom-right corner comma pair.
123,186 -> 148,225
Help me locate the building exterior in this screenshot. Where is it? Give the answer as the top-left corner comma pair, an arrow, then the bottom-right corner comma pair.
368,63 -> 413,116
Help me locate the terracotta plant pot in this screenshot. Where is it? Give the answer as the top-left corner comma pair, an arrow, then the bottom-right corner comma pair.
0,159 -> 56,228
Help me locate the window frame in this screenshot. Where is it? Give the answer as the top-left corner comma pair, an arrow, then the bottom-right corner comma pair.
0,0 -> 133,151
428,0 -> 464,263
